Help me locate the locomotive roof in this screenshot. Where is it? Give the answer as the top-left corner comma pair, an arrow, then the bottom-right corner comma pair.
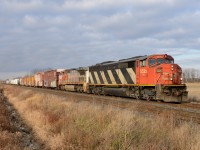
119,55 -> 147,63
94,55 -> 147,66
96,61 -> 116,65
64,67 -> 88,71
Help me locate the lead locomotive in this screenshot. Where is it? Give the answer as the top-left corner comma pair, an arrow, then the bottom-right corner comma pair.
88,54 -> 188,102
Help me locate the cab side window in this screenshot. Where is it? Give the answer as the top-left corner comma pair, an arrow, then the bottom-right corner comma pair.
149,59 -> 156,66
140,59 -> 146,67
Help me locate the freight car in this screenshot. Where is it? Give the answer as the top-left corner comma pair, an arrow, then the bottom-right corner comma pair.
88,54 -> 188,102
6,78 -> 20,85
34,72 -> 44,87
29,76 -> 35,87
20,76 -> 27,86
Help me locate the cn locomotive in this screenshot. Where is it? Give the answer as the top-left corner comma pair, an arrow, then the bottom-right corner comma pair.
7,54 -> 188,102
88,54 -> 187,102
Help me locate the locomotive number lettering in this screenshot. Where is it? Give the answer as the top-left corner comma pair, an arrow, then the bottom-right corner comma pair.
140,69 -> 147,74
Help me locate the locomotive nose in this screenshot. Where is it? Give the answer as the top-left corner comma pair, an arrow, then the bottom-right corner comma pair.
156,64 -> 182,85
170,64 -> 182,84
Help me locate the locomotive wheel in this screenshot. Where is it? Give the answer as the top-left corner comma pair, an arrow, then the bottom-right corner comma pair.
135,95 -> 140,100
146,97 -> 150,101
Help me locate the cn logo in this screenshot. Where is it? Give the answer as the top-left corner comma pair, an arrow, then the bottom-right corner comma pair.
140,69 -> 147,74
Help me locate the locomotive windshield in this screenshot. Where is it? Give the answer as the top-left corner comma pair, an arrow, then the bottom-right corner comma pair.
149,58 -> 174,66
157,58 -> 174,64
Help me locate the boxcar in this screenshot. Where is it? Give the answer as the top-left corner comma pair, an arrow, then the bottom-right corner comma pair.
26,76 -> 34,87
24,76 -> 29,86
30,76 -> 35,87
21,76 -> 26,86
9,79 -> 20,85
34,72 -> 44,87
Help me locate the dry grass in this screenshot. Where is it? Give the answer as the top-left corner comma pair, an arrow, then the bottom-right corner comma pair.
187,83 -> 200,102
0,91 -> 21,150
3,85 -> 200,150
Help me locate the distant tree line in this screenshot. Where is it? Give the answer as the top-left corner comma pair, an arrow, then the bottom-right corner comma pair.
183,68 -> 200,83
31,68 -> 52,75
19,68 -> 53,78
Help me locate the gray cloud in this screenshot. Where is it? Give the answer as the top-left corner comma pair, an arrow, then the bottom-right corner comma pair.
0,0 -> 200,79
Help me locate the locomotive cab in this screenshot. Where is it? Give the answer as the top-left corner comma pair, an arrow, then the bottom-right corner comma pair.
136,54 -> 188,102
148,54 -> 181,85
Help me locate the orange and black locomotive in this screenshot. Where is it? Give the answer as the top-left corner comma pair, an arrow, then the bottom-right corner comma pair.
88,54 -> 188,102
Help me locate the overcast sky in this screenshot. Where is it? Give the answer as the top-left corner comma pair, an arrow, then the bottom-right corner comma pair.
1,0 -> 200,79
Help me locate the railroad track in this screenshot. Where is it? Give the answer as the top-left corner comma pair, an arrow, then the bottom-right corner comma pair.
4,85 -> 200,124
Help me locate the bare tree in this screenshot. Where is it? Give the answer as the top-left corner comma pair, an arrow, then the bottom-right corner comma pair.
183,68 -> 200,83
31,68 -> 53,75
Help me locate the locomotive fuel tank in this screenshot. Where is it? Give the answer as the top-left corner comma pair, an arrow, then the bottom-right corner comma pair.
104,88 -> 130,97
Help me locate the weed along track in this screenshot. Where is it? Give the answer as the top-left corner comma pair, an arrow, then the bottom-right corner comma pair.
7,85 -> 200,124
3,85 -> 200,149
0,88 -> 44,150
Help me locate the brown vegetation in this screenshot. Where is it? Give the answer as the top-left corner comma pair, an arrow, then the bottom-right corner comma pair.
187,83 -> 200,102
0,89 -> 21,150
3,85 -> 200,150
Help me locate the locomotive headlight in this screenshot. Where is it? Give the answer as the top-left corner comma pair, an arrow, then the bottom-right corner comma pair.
180,78 -> 183,81
171,68 -> 174,71
170,78 -> 173,80
171,65 -> 174,68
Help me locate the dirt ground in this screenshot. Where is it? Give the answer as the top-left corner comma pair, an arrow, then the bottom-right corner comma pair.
186,83 -> 200,101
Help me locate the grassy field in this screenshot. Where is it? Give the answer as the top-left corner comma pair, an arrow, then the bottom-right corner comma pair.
187,83 -> 200,101
3,85 -> 200,150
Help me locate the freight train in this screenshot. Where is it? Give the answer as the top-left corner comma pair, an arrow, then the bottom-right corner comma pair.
6,54 -> 188,102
